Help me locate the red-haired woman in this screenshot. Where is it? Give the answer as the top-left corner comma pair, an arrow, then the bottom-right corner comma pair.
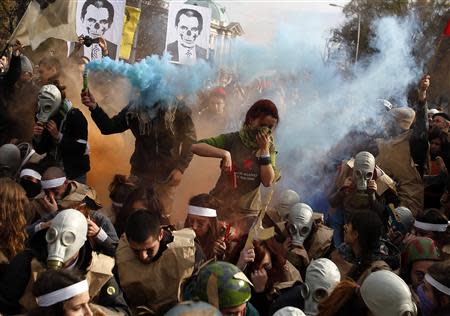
0,178 -> 28,275
192,99 -> 279,227
230,237 -> 301,316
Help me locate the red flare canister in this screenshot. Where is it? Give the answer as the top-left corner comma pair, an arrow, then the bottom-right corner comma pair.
228,165 -> 237,189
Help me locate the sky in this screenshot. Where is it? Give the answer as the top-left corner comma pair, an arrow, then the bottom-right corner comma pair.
218,0 -> 349,44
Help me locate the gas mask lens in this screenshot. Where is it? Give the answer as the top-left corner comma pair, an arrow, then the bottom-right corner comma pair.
45,227 -> 58,243
61,231 -> 76,246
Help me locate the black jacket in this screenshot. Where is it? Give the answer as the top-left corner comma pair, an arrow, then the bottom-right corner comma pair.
268,282 -> 305,315
0,54 -> 22,145
0,230 -> 130,315
26,210 -> 118,258
33,106 -> 90,179
166,41 -> 207,62
90,101 -> 196,181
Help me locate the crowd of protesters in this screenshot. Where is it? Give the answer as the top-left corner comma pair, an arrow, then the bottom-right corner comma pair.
0,38 -> 449,316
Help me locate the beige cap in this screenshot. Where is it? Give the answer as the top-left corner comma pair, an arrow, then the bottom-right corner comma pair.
428,108 -> 440,116
390,107 -> 416,130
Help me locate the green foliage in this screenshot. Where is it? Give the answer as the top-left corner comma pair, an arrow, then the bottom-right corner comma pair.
329,0 -> 450,103
0,0 -> 31,50
329,0 -> 449,62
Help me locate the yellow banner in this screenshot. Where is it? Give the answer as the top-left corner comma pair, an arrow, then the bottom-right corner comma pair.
120,6 -> 141,60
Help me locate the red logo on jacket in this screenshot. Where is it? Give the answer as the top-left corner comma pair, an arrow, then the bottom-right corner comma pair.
243,159 -> 254,171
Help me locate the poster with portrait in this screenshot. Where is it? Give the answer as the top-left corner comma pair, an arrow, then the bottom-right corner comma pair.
165,2 -> 211,65
68,0 -> 126,61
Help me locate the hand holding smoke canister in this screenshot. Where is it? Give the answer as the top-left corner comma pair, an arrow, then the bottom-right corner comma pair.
82,70 -> 89,91
219,223 -> 232,243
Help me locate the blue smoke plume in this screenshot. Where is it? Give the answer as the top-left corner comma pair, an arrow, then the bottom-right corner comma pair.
85,12 -> 422,211
224,14 -> 421,209
86,53 -> 216,107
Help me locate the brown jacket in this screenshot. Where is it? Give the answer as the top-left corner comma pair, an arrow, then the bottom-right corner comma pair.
376,130 -> 424,216
116,229 -> 197,314
19,253 -> 114,311
31,181 -> 100,219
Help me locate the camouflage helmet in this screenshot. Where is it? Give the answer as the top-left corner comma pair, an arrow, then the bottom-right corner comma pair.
164,301 -> 221,316
401,237 -> 440,271
195,261 -> 252,309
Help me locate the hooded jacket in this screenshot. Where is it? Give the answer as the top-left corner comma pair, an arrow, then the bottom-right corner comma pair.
90,100 -> 196,182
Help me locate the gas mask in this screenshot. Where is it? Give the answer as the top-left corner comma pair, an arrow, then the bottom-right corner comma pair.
301,258 -> 341,316
46,209 -> 87,270
360,270 -> 417,316
287,203 -> 314,247
36,85 -> 62,123
275,189 -> 300,220
353,151 -> 375,191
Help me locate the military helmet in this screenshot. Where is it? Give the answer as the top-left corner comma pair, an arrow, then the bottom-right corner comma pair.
401,237 -> 440,271
388,206 -> 414,234
195,261 -> 252,309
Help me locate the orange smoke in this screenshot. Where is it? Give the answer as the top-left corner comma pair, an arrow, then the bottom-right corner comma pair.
64,67 -> 231,224
86,120 -> 132,205
63,68 -> 133,206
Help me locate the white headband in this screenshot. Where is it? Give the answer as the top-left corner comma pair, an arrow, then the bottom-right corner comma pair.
188,205 -> 217,218
414,220 -> 448,232
36,279 -> 89,307
425,274 -> 450,296
20,168 -> 42,180
111,201 -> 123,208
41,177 -> 66,189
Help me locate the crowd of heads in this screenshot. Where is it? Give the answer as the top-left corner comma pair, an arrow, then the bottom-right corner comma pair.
0,31 -> 449,316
